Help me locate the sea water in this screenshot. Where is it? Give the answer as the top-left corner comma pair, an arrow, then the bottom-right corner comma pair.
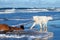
0,10 -> 60,40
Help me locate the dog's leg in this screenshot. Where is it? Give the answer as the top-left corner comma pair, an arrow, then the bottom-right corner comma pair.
40,23 -> 43,32
43,23 -> 48,32
30,22 -> 36,29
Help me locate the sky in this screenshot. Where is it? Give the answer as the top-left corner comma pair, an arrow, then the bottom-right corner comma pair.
0,0 -> 60,8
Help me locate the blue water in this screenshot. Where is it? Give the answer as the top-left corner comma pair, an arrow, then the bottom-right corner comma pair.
0,12 -> 60,40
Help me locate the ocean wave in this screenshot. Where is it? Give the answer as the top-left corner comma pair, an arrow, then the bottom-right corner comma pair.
0,18 -> 32,21
0,31 -> 53,39
0,9 -> 15,14
0,9 -> 49,14
0,34 -> 25,38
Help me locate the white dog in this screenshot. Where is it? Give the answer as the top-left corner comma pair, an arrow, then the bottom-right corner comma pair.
30,16 -> 53,32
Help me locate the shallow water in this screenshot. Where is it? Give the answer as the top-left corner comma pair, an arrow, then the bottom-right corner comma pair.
0,11 -> 60,40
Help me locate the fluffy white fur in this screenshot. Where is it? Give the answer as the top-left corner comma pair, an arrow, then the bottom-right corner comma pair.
30,16 -> 53,32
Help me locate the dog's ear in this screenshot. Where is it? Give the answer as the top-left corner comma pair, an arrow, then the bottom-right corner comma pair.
20,25 -> 24,29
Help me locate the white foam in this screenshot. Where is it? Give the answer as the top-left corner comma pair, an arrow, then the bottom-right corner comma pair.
0,9 -> 15,14
18,9 -> 49,13
0,32 -> 53,39
0,34 -> 26,38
